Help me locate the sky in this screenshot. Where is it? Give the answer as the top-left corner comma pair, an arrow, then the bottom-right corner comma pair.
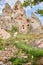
0,0 -> 43,25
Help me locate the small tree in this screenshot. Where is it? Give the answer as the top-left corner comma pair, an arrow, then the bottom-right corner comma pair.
11,26 -> 18,32
23,0 -> 43,16
10,26 -> 18,36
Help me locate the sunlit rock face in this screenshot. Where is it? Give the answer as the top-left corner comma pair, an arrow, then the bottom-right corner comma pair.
29,37 -> 43,49
0,1 -> 42,34
0,1 -> 30,34
12,0 -> 30,34
29,13 -> 43,34
0,28 -> 11,39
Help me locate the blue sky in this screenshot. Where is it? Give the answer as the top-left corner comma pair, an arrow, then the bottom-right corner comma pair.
0,0 -> 43,25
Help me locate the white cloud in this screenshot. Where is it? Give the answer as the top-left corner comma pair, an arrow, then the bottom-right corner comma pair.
39,2 -> 43,8
24,6 -> 31,12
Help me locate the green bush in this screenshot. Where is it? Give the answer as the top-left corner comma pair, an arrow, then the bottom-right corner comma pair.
11,26 -> 18,32
5,38 -> 43,65
14,41 -> 43,57
0,38 -> 3,43
5,38 -> 43,57
9,57 -> 28,65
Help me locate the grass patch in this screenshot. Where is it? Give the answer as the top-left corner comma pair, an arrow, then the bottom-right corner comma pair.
5,37 -> 43,57
0,38 -> 5,50
14,41 -> 43,57
0,38 -> 3,43
9,57 -> 28,65
16,34 -> 37,40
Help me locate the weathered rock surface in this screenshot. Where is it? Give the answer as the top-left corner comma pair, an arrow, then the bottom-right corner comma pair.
29,37 -> 43,49
29,13 -> 43,34
0,0 -> 42,34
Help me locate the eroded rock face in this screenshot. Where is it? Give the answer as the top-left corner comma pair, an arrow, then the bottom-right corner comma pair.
29,13 -> 43,34
0,1 -> 30,34
0,1 -> 43,34
29,37 -> 43,49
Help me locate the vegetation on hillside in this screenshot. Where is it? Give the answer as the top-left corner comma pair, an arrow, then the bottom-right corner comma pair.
23,0 -> 43,16
0,33 -> 43,65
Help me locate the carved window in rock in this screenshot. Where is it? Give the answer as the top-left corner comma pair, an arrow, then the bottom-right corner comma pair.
27,24 -> 29,27
32,21 -> 34,23
22,25 -> 24,29
21,14 -> 23,16
15,5 -> 18,10
27,19 -> 29,23
11,17 -> 13,20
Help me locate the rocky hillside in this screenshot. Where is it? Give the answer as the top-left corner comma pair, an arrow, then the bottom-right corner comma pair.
0,1 -> 43,65
0,0 -> 43,34
0,34 -> 43,65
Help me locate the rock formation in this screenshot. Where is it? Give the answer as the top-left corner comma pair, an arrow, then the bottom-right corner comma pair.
0,28 -> 11,39
2,3 -> 13,16
0,0 -> 43,34
29,13 -> 43,34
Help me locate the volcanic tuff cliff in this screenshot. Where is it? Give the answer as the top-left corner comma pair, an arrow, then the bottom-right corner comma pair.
0,0 -> 43,34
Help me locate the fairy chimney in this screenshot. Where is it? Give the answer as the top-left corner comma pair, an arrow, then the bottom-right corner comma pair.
0,0 -> 42,34
13,0 -> 25,15
12,0 -> 30,34
29,13 -> 43,34
2,3 -> 13,16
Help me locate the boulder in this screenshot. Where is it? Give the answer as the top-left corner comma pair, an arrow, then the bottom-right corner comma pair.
0,28 -> 11,40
